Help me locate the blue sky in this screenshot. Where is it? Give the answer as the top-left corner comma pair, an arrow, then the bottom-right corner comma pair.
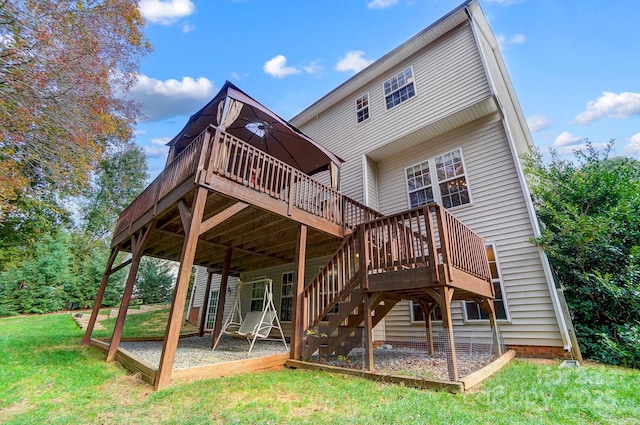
132,0 -> 640,180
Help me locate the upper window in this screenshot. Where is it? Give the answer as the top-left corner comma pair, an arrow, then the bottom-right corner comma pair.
280,272 -> 294,322
356,93 -> 370,123
384,67 -> 415,110
464,244 -> 509,321
405,148 -> 471,209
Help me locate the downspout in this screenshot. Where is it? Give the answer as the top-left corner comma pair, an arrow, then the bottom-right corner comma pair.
466,4 -> 574,354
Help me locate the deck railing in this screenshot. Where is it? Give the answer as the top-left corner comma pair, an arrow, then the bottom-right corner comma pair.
113,125 -> 381,239
301,204 -> 492,334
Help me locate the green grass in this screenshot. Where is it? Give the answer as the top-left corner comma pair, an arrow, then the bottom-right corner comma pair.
91,305 -> 197,339
1,314 -> 639,424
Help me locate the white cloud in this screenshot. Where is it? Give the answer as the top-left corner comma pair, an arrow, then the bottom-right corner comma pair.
303,60 -> 323,75
150,137 -> 171,146
574,91 -> 640,124
527,115 -> 550,132
368,0 -> 399,9
496,33 -> 526,49
554,131 -> 583,147
182,22 -> 195,33
139,0 -> 195,25
129,74 -> 215,122
623,133 -> 640,155
263,55 -> 301,78
335,51 -> 374,73
143,145 -> 169,159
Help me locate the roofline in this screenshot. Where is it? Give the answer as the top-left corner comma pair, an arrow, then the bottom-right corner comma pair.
290,0 -> 476,127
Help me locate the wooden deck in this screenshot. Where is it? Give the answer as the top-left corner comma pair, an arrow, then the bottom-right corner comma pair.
111,125 -> 380,274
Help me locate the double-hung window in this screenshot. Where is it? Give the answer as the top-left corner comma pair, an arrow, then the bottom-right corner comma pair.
384,67 -> 415,110
464,244 -> 509,321
411,301 -> 442,322
250,281 -> 266,312
280,272 -> 294,321
356,93 -> 370,123
406,148 -> 471,209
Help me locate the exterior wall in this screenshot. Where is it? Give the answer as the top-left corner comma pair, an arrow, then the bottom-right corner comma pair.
375,115 -> 564,347
191,266 -> 240,331
295,22 -> 490,204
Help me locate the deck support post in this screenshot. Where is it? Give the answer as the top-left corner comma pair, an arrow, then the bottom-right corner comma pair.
419,300 -> 438,356
481,297 -> 503,356
82,246 -> 120,345
290,224 -> 307,360
440,286 -> 458,381
156,187 -> 208,390
211,247 -> 232,349
363,292 -> 375,371
198,270 -> 214,337
106,224 -> 155,362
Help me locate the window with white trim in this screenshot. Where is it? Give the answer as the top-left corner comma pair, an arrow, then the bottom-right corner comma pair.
204,289 -> 219,331
250,281 -> 266,312
280,272 -> 294,322
405,148 -> 471,209
384,67 -> 415,110
356,93 -> 370,123
464,244 -> 509,321
410,301 -> 442,322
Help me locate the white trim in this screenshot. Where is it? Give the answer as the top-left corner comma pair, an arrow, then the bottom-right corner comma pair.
382,66 -> 417,111
355,92 -> 371,125
279,271 -> 294,322
468,7 -> 571,351
361,154 -> 369,206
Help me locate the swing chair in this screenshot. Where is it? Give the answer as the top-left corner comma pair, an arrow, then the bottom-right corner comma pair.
213,277 -> 288,355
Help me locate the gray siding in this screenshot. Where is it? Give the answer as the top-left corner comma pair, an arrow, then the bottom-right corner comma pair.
374,115 -> 563,347
297,23 -> 491,204
191,266 -> 239,330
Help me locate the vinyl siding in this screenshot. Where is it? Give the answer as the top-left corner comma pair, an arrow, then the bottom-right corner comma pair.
374,115 -> 563,347
297,22 -> 491,204
191,266 -> 239,330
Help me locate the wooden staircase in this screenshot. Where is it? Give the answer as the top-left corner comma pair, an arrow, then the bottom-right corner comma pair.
298,204 -> 494,363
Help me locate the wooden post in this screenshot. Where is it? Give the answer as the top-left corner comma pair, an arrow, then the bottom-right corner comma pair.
82,247 -> 120,345
440,286 -> 458,381
363,293 -> 375,371
155,187 -> 208,390
482,297 -> 503,356
419,300 -> 437,356
290,224 -> 307,360
198,270 -> 214,337
106,224 -> 155,362
211,248 -> 232,349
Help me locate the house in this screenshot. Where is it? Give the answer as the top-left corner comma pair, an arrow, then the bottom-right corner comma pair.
83,0 -> 577,390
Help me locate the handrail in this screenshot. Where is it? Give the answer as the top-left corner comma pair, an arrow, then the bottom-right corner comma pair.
301,203 -> 492,337
113,125 -> 380,240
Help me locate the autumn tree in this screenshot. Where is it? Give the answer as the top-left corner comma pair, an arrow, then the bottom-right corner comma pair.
0,0 -> 151,217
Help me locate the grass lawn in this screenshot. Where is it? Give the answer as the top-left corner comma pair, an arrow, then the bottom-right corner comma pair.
1,314 -> 639,424
90,305 -> 198,339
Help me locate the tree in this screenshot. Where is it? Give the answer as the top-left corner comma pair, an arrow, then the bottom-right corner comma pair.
523,141 -> 640,367
0,0 -> 151,216
82,142 -> 149,241
135,257 -> 175,305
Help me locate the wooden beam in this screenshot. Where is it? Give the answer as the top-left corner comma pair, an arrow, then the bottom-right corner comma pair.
440,286 -> 458,381
82,247 -> 120,345
155,187 -> 208,390
482,297 -> 503,356
211,247 -> 232,349
199,202 -> 249,236
178,200 -> 192,238
363,292 -> 374,371
107,222 -> 156,361
108,258 -> 132,275
290,224 -> 307,360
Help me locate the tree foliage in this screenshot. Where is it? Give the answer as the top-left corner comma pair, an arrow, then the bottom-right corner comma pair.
523,141 -> 640,367
0,0 -> 150,216
135,257 -> 175,305
82,142 -> 148,241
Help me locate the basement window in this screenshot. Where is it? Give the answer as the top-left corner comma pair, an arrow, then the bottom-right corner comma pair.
464,244 -> 509,321
384,67 -> 415,110
410,301 -> 442,322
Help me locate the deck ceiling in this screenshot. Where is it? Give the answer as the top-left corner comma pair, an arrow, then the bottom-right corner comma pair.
117,188 -> 343,275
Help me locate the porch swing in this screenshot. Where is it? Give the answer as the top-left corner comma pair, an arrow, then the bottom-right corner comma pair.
213,277 -> 288,355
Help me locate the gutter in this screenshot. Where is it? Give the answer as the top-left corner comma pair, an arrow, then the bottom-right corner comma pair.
465,3 -> 575,354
